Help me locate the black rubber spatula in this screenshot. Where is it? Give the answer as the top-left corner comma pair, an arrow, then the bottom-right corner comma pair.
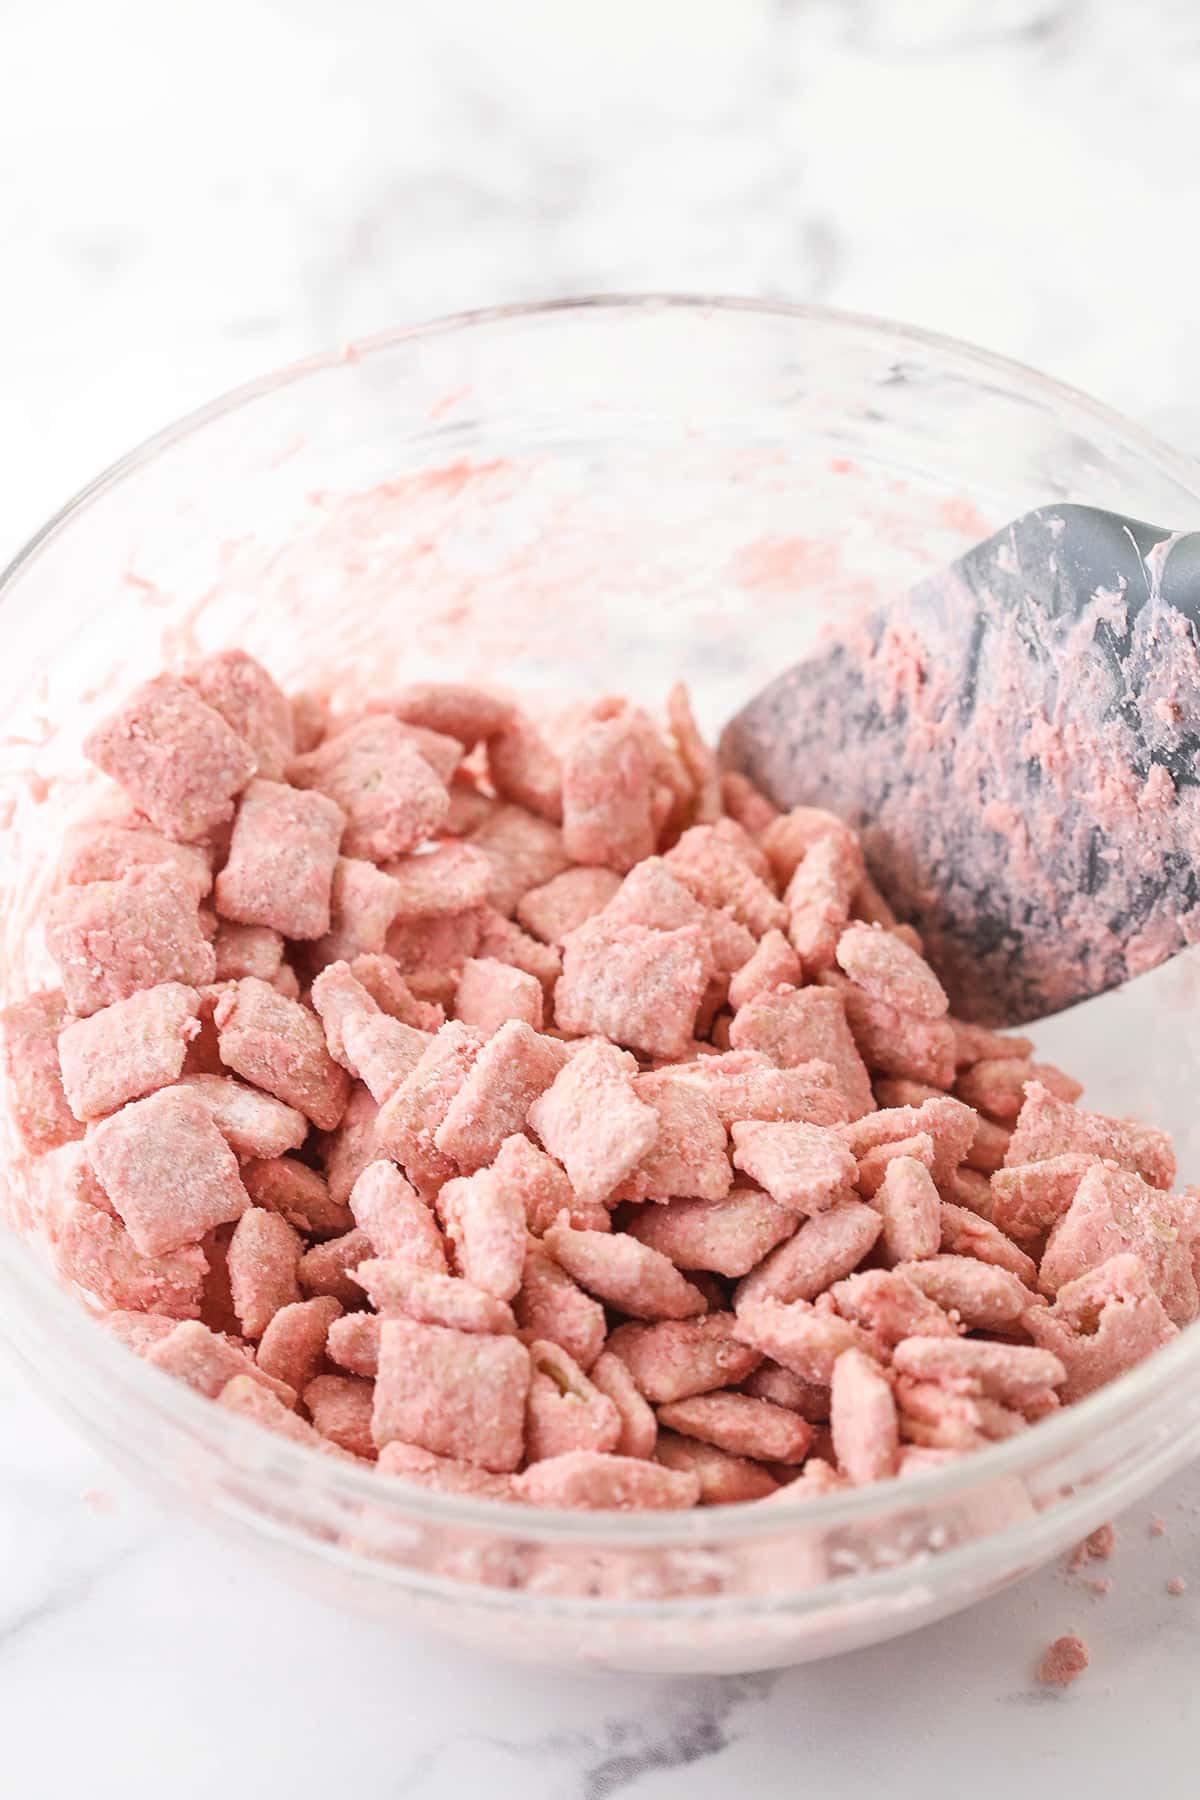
721,504 -> 1200,1029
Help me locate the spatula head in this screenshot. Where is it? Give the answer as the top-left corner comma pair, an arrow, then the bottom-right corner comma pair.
721,505 -> 1200,1028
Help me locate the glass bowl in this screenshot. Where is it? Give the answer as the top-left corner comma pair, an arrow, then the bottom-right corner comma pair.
3,296 -> 1200,1675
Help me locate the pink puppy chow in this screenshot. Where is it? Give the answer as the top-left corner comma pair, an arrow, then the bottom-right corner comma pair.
58,819 -> 213,897
516,866 -> 622,946
1039,1164 -> 1200,1325
735,1200 -> 881,1308
898,1255 -> 1040,1333
729,985 -> 874,1120
555,921 -> 712,1059
561,706 -> 658,873
348,1160 -> 447,1269
46,865 -> 216,1017
58,983 -> 201,1121
1005,1082 -> 1175,1190
454,957 -> 544,1034
435,1020 -> 566,1173
371,1315 -> 531,1471
213,921 -> 284,982
657,1392 -> 814,1464
1038,1634 -> 1089,1688
0,989 -> 85,1152
214,977 -> 350,1130
298,1227 -> 374,1304
956,1057 -> 1082,1125
670,1052 -> 849,1129
227,1206 -> 303,1338
870,1154 -> 942,1266
145,1319 -> 294,1405
616,1074 -> 731,1203
730,1120 -> 858,1215
88,1085 -> 249,1256
310,962 -> 429,1094
665,826 -> 786,937
54,1201 -> 207,1317
215,779 -> 344,940
890,1338 -> 1066,1410
527,1041 -> 659,1207
327,1311 -> 381,1378
515,1449 -> 699,1510
989,1154 -> 1098,1245
490,1134 -> 609,1236
376,1440 -> 514,1499
486,715 -> 564,823
383,842 -> 494,919
783,834 -> 858,971
257,1295 -> 343,1393
353,1262 -> 516,1335
728,930 -> 802,1012
474,907 -> 563,997
655,1434 -> 777,1504
830,1347 -> 900,1483
842,1095 -> 976,1184
242,1154 -> 352,1238
375,1022 -> 483,1191
468,805 -> 571,917
84,675 -> 257,841
437,1167 -> 526,1301
940,1203 -> 1038,1287
217,1374 -> 358,1461
184,650 -> 294,781
525,1340 -> 622,1462
830,1269 -> 957,1349
377,679 -> 514,748
348,954 -> 445,1033
175,1074 -> 308,1158
290,716 -> 449,861
589,1350 -> 658,1458
835,921 -> 948,1019
625,1187 -> 797,1279
514,1241 -> 607,1370
314,859 -> 404,963
604,1315 -> 761,1403
832,980 -> 957,1090
1025,1253 -> 1177,1401
732,1297 -> 880,1386
543,1221 -> 706,1320
304,1374 -> 377,1460
854,1131 -> 935,1197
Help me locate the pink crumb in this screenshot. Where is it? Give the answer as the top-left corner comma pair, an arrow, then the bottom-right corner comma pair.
1037,1634 -> 1090,1687
1167,1577 -> 1187,1596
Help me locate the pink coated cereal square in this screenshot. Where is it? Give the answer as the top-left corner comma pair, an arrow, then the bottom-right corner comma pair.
88,1085 -> 249,1256
490,1133 -> 608,1237
890,1337 -> 1066,1410
84,675 -> 257,842
835,921 -> 948,1019
372,1316 -> 531,1471
1025,1253 -> 1177,1401
103,1310 -> 179,1353
828,1268 -> 957,1347
729,985 -> 874,1119
53,1200 -> 207,1317
486,715 -> 564,823
437,1167 -> 527,1301
217,1374 -> 358,1460
543,1221 -> 706,1320
348,1160 -> 447,1268
374,1022 -> 483,1191
353,1260 -> 516,1334
474,907 -> 563,996
657,1391 -> 814,1464
989,1153 -> 1098,1244
897,1254 -> 1039,1333
297,1226 -> 374,1304
315,1083 -> 381,1206
666,682 -> 721,824
58,982 -> 200,1121
444,775 -> 501,837
176,1073 -> 308,1158
554,922 -> 711,1059
213,921 -> 285,982
256,1294 -> 343,1393
215,778 -> 344,940
46,865 -> 217,1018
1,989 -> 85,1152
516,867 -> 624,946
732,1296 -> 881,1386
454,957 -> 544,1034
830,1346 -> 899,1483
955,1057 -> 1082,1124
671,1052 -> 849,1130
605,1315 -> 762,1403
939,1201 -> 1039,1286
760,807 -> 861,888
589,1350 -> 659,1458
525,1339 -> 622,1462
326,1310 -> 381,1377
665,826 -> 786,937
730,1120 -> 858,1215
515,1450 -> 699,1510
310,962 -> 429,1100
514,1241 -> 608,1370
615,1073 -> 731,1203
58,819 -> 214,898
833,979 -> 957,1090
384,908 -> 483,1003
728,931 -> 802,1012
1039,1164 -> 1200,1325
784,835 -> 858,971
303,1373 -> 377,1459
313,858 -> 404,963
214,977 -> 350,1129
561,706 -> 658,872
527,1041 -> 659,1207
290,715 -> 450,861
1005,1082 -> 1175,1190
379,680 -> 515,748
384,841 -> 494,919
655,1434 -> 778,1504
347,954 -> 445,1032
183,650 -> 293,782
434,1020 -> 567,1173
241,1154 -> 352,1237
735,1199 -> 882,1308
468,805 -> 570,916
870,1154 -> 942,1265
227,1206 -> 303,1337
146,1320 -> 294,1405
720,770 -> 779,835
376,1439 -> 515,1499
854,1132 -> 935,1197
625,1187 -> 796,1279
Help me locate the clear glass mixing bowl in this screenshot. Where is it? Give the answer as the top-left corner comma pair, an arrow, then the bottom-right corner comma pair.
3,297 -> 1200,1675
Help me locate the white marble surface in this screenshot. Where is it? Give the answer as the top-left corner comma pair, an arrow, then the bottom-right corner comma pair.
5,1 -> 1200,1793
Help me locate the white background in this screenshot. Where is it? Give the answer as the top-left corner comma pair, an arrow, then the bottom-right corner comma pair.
3,2 -> 1200,1794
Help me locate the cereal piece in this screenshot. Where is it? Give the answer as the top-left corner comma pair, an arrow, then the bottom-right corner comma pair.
383,842 -> 494,918
830,1346 -> 899,1483
290,715 -> 449,861
870,1155 -> 942,1265
1005,1082 -> 1175,1190
891,1337 -> 1066,1409
380,681 -> 514,748
84,675 -> 256,841
58,819 -> 213,897
316,1083 -> 381,1206
527,1041 -> 659,1206
214,779 -> 344,940
733,1297 -> 880,1385
940,1202 -> 1039,1286
290,691 -> 328,755
784,836 -> 858,970
730,1120 -> 858,1214
729,986 -> 874,1119
311,858 -> 404,964
349,1160 -> 447,1269
655,1433 -> 777,1503
54,1201 -> 207,1316
443,775 -> 500,837
734,1200 -> 881,1307
657,1391 -> 814,1463
555,921 -> 711,1059
469,805 -> 570,915
665,825 -> 786,936
485,716 -> 564,823
836,921 -> 948,1019
605,1315 -> 761,1402
310,961 -> 428,1085
372,1317 -> 531,1470
103,1310 -> 179,1353
589,1350 -> 658,1458
963,1114 -> 1011,1176
474,907 -> 563,999
257,1295 -> 343,1393
227,1206 -> 303,1337
437,1168 -> 526,1301
841,1095 -> 976,1183
347,954 -> 444,1032
525,1339 -> 622,1462
591,856 -> 748,973
615,1073 -> 730,1203
297,1227 -> 373,1304
741,1361 -> 830,1419
490,1134 -> 608,1236
956,1057 -> 1082,1124
1039,1164 -> 1200,1325
374,1022 -> 483,1191
543,1221 -> 706,1320
88,1086 -> 249,1255
728,931 -> 802,1012
454,957 -> 544,1033
670,1053 -> 849,1129
376,1440 -> 515,1498
1037,1635 -> 1089,1687
1025,1253 -> 1177,1401
894,1376 -> 1023,1450
854,1132 -> 936,1197
942,1165 -> 995,1215
217,1374 -> 357,1460
720,770 -> 778,835
177,1074 -> 309,1158
56,981 -> 194,1122
183,650 -> 293,781
146,1320 -> 294,1404
625,1187 -> 796,1278
516,867 -> 623,946
833,980 -> 957,1089
561,707 -> 657,872
242,1154 -> 352,1238
214,977 -> 350,1130
515,1450 -> 699,1510
303,1373 -> 376,1460
435,1020 -> 567,1173
385,908 -> 483,1003
354,1260 -> 516,1334
759,807 -> 859,888
326,1311 -> 380,1378
46,865 -> 216,1018
829,1268 -> 958,1347
897,1255 -> 1040,1332
661,682 -> 718,821
212,921 -> 285,983
513,1240 -> 607,1369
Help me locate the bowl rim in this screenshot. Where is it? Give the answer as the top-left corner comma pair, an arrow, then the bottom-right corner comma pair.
4,291 -> 1200,1556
